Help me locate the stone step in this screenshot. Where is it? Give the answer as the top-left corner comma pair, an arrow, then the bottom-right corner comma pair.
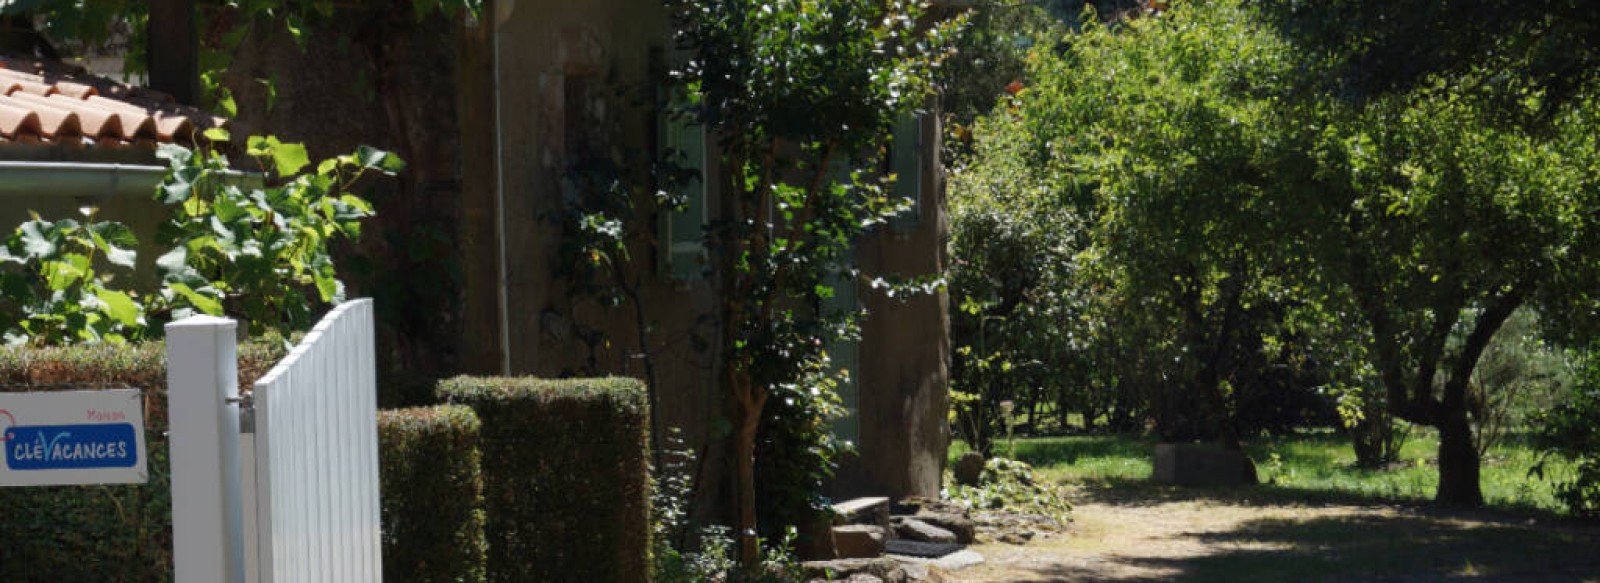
892,516 -> 957,544
831,496 -> 890,526
832,524 -> 888,559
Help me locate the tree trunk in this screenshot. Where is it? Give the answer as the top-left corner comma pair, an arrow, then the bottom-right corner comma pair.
1435,412 -> 1484,507
734,380 -> 763,566
148,0 -> 199,104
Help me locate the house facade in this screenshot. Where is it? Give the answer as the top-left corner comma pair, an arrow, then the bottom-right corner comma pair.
457,0 -> 952,501
212,0 -> 951,507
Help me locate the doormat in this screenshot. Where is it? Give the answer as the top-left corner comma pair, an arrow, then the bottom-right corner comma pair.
884,539 -> 963,558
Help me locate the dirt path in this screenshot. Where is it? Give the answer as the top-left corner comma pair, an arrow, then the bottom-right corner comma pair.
951,486 -> 1600,582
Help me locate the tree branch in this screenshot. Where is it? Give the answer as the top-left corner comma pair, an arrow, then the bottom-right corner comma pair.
1442,286 -> 1526,413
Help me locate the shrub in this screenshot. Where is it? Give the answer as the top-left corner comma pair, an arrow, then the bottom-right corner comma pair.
1535,349 -> 1600,518
379,405 -> 487,583
436,376 -> 650,583
0,340 -> 282,580
943,457 -> 1072,525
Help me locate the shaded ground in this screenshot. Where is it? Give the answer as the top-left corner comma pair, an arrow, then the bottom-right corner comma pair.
956,479 -> 1600,582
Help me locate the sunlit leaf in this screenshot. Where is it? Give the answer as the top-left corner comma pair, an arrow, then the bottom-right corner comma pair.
168,282 -> 224,316
93,287 -> 141,327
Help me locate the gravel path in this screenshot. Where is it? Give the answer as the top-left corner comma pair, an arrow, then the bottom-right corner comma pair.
948,489 -> 1600,582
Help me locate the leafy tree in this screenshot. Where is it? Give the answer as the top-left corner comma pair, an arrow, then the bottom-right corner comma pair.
938,0 -> 1062,127
1299,79 -> 1600,506
1252,0 -> 1600,109
952,4 -> 1600,513
947,80 -> 1104,448
663,0 -> 960,563
983,0 -> 1309,449
1245,3 -> 1600,499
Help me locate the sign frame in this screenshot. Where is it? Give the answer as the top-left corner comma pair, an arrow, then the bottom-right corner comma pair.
0,388 -> 149,487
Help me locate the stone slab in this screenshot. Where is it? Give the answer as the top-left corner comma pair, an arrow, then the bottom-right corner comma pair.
834,524 -> 888,559
894,517 -> 957,544
1152,443 -> 1259,486
834,496 -> 892,528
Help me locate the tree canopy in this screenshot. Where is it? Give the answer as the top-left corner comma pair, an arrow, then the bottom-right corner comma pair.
951,0 -> 1600,507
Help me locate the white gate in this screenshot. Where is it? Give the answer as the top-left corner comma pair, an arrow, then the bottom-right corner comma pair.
168,299 -> 381,583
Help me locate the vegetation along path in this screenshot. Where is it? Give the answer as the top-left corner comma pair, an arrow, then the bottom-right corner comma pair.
959,481 -> 1600,582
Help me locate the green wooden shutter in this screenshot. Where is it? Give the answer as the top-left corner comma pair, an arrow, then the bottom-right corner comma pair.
822,248 -> 860,444
658,99 -> 708,280
890,113 -> 922,233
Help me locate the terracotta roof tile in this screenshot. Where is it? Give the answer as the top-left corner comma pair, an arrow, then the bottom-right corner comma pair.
7,92 -> 120,139
0,101 -> 41,140
0,94 -> 80,140
0,55 -> 227,148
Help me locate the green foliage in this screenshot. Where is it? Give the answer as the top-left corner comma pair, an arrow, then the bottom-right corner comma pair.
948,100 -> 1105,447
754,349 -> 852,541
1048,0 -> 1309,445
662,0 -> 964,561
378,405 -> 488,583
1253,0 -> 1600,109
944,457 -> 1073,524
151,139 -> 398,336
951,0 -> 1337,446
666,0 -> 960,397
938,0 -> 1063,127
0,340 -> 284,580
651,429 -> 718,583
1467,309 -> 1576,456
0,209 -> 146,345
1534,350 -> 1600,518
11,0 -> 482,111
952,0 -> 1600,507
655,525 -> 741,583
0,139 -> 393,346
981,432 -> 1577,514
1294,41 -> 1600,506
435,376 -> 651,583
653,524 -> 805,583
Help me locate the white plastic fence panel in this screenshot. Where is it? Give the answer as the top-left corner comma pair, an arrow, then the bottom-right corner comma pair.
249,299 -> 380,583
168,315 -> 247,583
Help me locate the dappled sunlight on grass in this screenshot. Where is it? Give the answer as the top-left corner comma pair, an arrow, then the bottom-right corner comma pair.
953,431 -> 1579,515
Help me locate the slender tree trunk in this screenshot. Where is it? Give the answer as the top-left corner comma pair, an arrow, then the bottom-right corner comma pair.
731,370 -> 765,566
1435,410 -> 1484,507
735,406 -> 760,564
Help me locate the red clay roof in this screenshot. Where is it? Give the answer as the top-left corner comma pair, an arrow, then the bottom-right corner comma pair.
0,56 -> 226,148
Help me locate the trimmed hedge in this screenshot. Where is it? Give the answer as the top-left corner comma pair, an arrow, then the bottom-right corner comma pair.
437,376 -> 651,583
379,405 -> 488,583
0,341 -> 283,581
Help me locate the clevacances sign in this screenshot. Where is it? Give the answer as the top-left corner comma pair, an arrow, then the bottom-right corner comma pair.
0,389 -> 148,486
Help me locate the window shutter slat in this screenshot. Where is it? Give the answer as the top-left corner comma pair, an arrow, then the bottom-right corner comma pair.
890,113 -> 922,233
659,98 -> 708,280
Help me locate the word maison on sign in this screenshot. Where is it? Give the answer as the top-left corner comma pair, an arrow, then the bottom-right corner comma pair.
0,388 -> 148,487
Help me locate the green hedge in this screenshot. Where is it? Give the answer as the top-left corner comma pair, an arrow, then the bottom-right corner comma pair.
379,405 -> 488,583
437,376 -> 651,583
0,341 -> 283,581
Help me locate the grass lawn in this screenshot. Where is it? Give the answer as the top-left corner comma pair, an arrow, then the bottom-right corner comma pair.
953,429 -> 1578,514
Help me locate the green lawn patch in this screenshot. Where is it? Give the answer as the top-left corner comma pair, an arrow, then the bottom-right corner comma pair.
953,430 -> 1577,515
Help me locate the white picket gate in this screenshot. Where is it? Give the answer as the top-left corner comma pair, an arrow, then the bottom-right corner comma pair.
167,299 -> 381,583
